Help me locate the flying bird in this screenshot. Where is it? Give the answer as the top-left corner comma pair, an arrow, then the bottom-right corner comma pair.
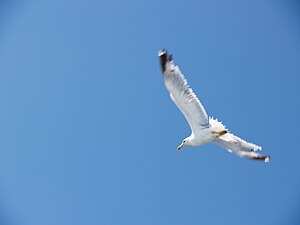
159,49 -> 270,162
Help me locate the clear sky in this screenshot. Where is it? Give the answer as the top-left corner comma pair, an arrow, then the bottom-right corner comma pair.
0,0 -> 300,225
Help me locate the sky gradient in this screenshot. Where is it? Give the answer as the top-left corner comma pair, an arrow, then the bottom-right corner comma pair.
0,1 -> 300,225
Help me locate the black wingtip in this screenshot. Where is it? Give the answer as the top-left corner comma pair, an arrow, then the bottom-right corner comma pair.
158,49 -> 172,73
252,155 -> 271,162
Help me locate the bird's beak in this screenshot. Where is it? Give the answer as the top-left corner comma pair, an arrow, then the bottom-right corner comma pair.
177,143 -> 184,150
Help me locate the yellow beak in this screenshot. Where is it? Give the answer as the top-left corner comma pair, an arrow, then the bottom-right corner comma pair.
177,143 -> 184,150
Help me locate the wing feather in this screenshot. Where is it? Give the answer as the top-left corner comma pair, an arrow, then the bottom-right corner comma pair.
159,49 -> 209,133
215,133 -> 270,162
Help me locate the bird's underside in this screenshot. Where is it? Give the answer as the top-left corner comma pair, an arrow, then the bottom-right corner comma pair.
159,49 -> 271,162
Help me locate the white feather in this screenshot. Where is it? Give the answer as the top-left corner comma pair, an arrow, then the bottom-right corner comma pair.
159,49 -> 270,162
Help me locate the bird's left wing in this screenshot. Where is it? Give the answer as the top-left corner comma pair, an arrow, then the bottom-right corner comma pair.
159,49 -> 209,133
214,132 -> 270,162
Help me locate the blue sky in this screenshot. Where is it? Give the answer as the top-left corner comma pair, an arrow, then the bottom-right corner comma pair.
0,0 -> 300,225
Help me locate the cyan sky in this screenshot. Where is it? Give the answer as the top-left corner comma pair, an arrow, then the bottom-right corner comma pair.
0,1 -> 300,225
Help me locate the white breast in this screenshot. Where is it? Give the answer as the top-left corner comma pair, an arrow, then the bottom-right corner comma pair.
189,128 -> 216,146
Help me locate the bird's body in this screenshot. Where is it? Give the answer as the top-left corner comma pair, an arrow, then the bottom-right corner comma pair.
159,49 -> 270,162
191,118 -> 226,146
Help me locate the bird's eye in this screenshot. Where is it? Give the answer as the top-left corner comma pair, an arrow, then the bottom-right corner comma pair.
183,140 -> 186,143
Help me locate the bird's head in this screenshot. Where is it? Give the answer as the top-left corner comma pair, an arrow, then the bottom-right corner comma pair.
177,137 -> 191,150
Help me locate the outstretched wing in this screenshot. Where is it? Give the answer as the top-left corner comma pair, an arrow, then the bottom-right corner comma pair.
215,132 -> 270,162
159,49 -> 209,133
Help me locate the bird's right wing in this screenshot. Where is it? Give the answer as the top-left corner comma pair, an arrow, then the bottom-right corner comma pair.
159,49 -> 209,133
214,132 -> 270,162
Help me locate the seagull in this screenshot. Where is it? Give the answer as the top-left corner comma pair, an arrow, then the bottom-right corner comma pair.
159,49 -> 270,162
